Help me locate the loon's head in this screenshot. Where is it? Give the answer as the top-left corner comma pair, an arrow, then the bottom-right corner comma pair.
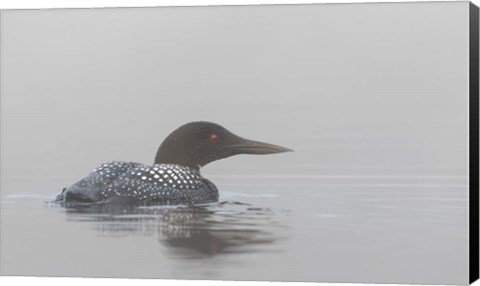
154,121 -> 292,170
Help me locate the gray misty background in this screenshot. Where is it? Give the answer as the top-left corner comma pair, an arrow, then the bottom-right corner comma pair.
0,2 -> 472,284
0,2 -> 469,182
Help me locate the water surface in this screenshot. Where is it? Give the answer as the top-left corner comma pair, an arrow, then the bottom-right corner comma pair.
1,175 -> 469,285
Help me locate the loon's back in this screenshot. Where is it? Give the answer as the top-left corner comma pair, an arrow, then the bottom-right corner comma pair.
58,161 -> 218,205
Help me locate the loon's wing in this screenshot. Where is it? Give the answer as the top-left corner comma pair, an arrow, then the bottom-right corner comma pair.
102,164 -> 218,205
59,161 -> 144,203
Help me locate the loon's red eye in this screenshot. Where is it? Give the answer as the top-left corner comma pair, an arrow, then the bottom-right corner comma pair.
210,134 -> 219,143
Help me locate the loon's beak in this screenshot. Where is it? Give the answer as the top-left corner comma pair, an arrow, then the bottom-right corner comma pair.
230,138 -> 293,155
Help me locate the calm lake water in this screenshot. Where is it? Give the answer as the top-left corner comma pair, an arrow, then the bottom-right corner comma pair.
0,175 -> 469,285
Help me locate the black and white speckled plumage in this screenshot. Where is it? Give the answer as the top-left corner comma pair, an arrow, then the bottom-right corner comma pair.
58,161 -> 218,205
57,122 -> 291,206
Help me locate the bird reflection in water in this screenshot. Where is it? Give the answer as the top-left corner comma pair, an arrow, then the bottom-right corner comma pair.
61,201 -> 288,258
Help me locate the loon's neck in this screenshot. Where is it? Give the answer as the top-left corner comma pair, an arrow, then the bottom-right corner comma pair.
154,149 -> 201,172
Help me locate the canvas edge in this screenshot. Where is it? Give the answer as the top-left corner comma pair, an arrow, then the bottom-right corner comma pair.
470,1 -> 480,284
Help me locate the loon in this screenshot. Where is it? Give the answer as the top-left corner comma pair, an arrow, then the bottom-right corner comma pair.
56,121 -> 292,205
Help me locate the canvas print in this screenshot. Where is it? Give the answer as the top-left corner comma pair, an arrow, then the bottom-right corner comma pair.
0,1 -> 478,285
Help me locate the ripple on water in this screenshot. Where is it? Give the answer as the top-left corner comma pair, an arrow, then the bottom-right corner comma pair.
49,200 -> 290,258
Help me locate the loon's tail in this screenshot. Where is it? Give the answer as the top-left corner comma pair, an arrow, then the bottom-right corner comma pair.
56,186 -> 97,203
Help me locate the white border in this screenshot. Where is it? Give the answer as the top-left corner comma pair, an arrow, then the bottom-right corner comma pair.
0,0 -> 470,10
0,1 -> 478,286
0,277 -> 443,286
